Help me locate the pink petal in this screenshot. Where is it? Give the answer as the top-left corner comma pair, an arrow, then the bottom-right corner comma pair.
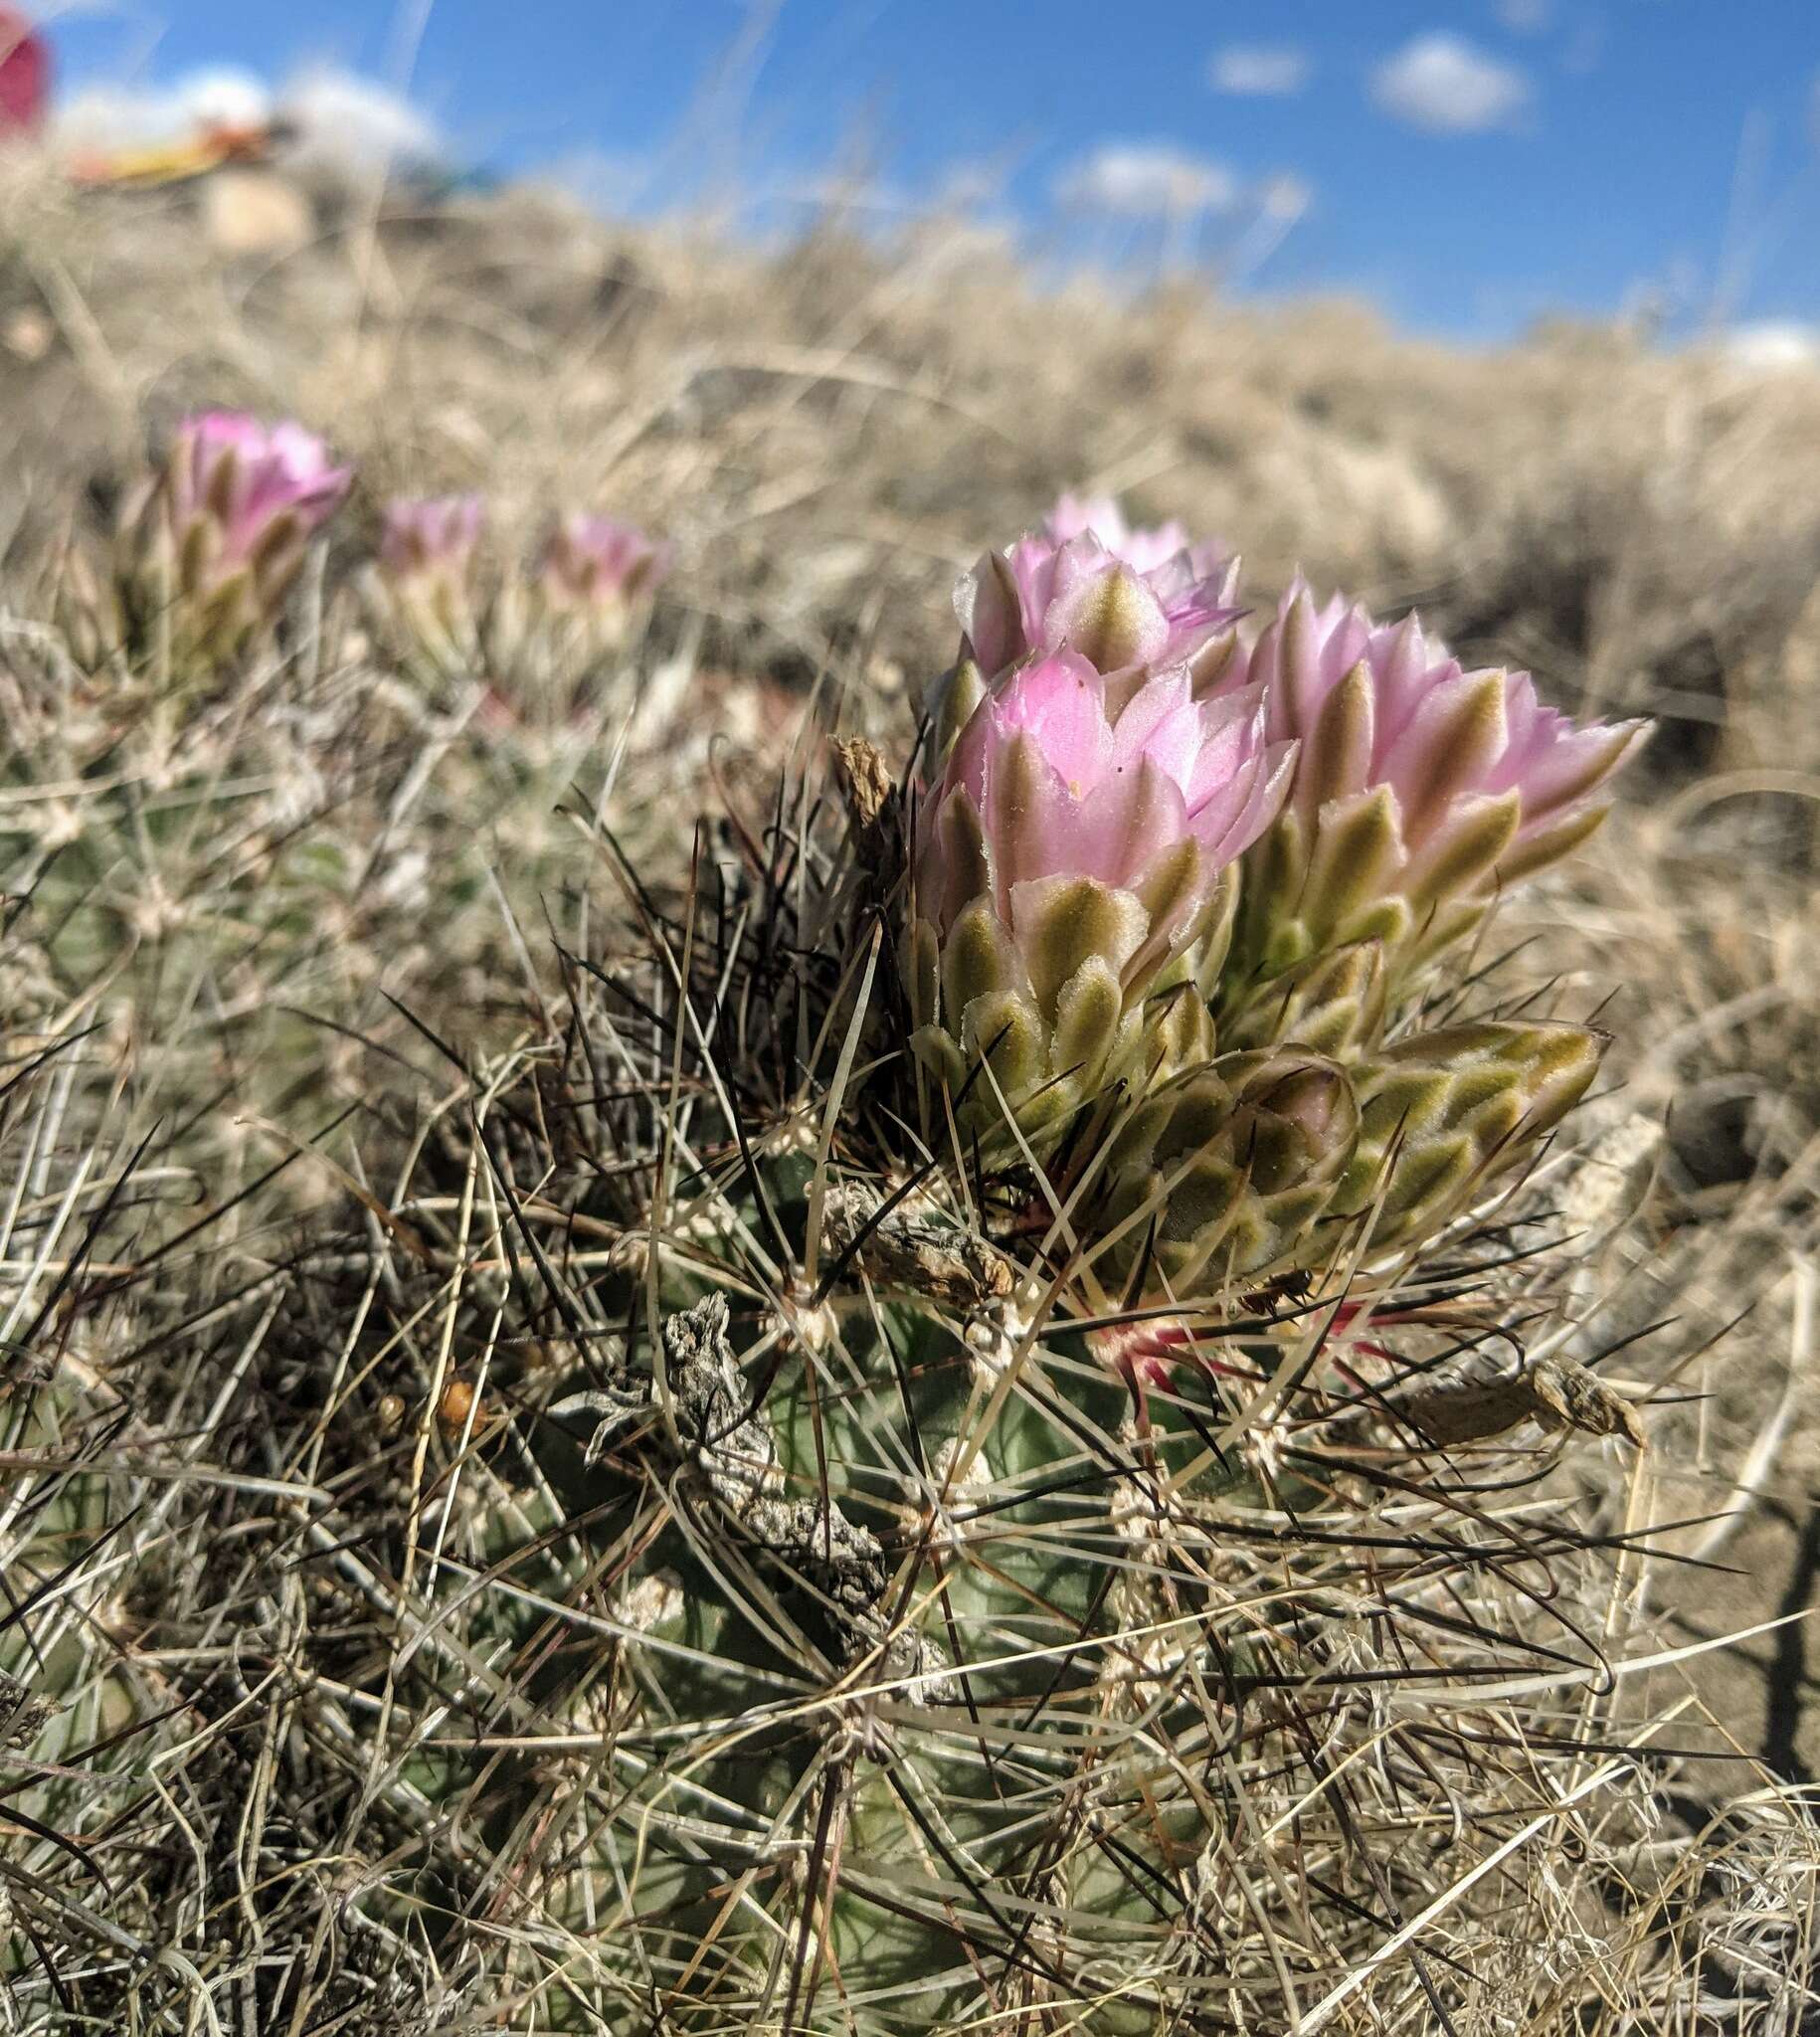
1200,737 -> 1297,866
1075,757 -> 1192,890
1507,718 -> 1651,825
993,651 -> 1115,791
1110,668 -> 1195,778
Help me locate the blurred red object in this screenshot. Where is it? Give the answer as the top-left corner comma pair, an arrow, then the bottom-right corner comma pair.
0,9 -> 48,134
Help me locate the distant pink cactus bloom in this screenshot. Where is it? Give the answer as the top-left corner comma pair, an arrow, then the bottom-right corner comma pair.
908,649 -> 1293,1148
370,495 -> 488,671
539,514 -> 671,620
1043,491 -> 1231,583
116,411 -> 353,666
1231,581 -> 1650,972
378,494 -> 485,587
168,413 -> 353,575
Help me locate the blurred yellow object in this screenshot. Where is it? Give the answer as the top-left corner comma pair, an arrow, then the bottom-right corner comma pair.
70,121 -> 282,192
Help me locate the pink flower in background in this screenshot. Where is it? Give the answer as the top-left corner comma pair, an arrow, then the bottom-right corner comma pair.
1043,491 -> 1232,583
378,494 -> 485,588
539,514 -> 671,617
116,411 -> 354,664
167,413 -> 353,575
370,495 -> 488,672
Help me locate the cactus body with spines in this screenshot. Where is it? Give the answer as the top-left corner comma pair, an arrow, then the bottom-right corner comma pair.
235,493 -> 1667,2031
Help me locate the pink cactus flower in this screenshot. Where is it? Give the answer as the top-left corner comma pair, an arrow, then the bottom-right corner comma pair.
378,494 -> 485,588
539,514 -> 671,620
908,649 -> 1294,1149
957,527 -> 1243,701
116,412 -> 353,666
1230,581 -> 1650,974
370,494 -> 488,672
168,413 -> 353,575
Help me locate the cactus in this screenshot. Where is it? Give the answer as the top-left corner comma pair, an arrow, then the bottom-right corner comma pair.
12,440 -> 696,1200
19,458 -> 1779,2035
253,525 -> 1666,2026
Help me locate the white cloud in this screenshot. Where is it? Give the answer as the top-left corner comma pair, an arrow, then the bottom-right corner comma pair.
53,63 -> 442,180
280,66 -> 442,178
1209,45 -> 1311,96
1055,142 -> 1237,218
1496,0 -> 1551,32
1370,34 -> 1532,134
1721,321 -> 1820,374
1255,171 -> 1314,223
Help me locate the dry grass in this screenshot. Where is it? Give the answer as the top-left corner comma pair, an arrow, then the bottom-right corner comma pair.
0,153 -> 1815,2029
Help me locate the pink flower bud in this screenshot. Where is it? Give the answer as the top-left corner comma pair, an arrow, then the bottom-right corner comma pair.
1043,491 -> 1232,584
957,527 -> 1242,701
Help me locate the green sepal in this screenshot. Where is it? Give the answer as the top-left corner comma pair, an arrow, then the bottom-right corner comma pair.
1051,954 -> 1124,1081
941,896 -> 1022,1018
1344,1020 -> 1607,1247
1303,784 -> 1405,937
1394,667 -> 1509,839
906,917 -> 941,1030
1300,658 -> 1375,812
1224,938 -> 1387,1057
958,987 -> 1046,1102
934,654 -> 987,757
1404,790 -> 1523,909
176,513 -> 215,601
1009,874 -> 1149,1021
1496,802 -> 1611,885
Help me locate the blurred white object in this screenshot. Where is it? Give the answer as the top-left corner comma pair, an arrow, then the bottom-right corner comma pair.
1721,321 -> 1820,375
280,65 -> 442,181
55,67 -> 273,152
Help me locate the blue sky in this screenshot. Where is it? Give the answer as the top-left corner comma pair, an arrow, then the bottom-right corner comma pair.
46,1 -> 1820,340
